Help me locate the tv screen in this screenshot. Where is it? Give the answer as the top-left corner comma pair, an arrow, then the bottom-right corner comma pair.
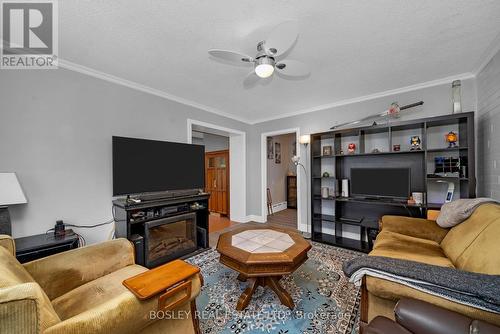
351,168 -> 410,199
112,136 -> 205,196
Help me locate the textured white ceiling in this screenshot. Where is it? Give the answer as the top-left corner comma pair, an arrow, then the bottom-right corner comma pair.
59,1 -> 500,123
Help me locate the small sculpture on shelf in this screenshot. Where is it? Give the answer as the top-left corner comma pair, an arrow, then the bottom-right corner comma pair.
393,144 -> 401,152
371,148 -> 380,153
445,131 -> 458,148
410,136 -> 422,151
322,146 -> 332,156
348,143 -> 356,154
322,172 -> 330,178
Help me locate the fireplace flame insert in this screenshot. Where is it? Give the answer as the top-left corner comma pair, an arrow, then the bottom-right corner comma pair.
144,212 -> 197,268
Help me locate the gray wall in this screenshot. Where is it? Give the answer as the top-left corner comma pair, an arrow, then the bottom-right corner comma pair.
192,131 -> 229,152
0,68 -> 249,243
248,79 -> 477,228
477,49 -> 500,200
0,66 -> 481,242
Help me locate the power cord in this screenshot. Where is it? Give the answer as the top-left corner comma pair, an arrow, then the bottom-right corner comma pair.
45,206 -> 118,244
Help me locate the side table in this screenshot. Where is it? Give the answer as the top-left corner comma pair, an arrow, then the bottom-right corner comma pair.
15,229 -> 79,263
361,220 -> 380,250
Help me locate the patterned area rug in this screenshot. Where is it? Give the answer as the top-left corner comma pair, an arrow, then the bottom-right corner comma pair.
186,242 -> 363,334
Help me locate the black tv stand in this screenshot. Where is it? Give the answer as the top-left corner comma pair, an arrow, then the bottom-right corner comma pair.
113,192 -> 210,268
310,112 -> 476,253
126,189 -> 201,204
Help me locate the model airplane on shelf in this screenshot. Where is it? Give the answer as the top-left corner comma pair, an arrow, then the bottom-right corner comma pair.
330,101 -> 424,130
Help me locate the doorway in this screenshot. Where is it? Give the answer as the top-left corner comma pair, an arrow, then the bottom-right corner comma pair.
261,129 -> 301,230
187,119 -> 246,233
205,149 -> 229,216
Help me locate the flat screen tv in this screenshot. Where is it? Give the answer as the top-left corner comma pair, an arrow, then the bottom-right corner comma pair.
351,168 -> 410,199
112,136 -> 205,196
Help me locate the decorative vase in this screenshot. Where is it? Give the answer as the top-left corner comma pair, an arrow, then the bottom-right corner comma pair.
452,80 -> 462,114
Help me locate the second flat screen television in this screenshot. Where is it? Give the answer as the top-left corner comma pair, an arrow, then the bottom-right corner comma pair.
112,136 -> 205,196
351,168 -> 410,199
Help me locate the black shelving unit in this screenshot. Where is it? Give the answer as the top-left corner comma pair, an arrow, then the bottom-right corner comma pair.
310,112 -> 475,252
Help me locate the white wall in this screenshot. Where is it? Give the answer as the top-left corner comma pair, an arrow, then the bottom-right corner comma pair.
0,68 -> 249,243
247,79 -> 477,232
477,49 -> 500,199
266,133 -> 296,205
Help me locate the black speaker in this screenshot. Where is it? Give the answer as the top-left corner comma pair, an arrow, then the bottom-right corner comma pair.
197,227 -> 207,248
130,234 -> 144,266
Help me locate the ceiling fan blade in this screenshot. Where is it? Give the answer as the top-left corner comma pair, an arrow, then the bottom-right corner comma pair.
264,21 -> 299,57
208,49 -> 254,63
275,60 -> 310,77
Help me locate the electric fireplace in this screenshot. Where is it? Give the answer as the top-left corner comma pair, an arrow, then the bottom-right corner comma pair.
144,213 -> 197,268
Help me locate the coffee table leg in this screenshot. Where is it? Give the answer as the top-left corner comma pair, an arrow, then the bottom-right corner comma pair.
236,278 -> 258,311
237,273 -> 247,282
265,277 -> 294,309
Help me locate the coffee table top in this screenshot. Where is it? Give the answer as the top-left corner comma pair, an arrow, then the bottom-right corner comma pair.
231,229 -> 295,253
216,227 -> 311,276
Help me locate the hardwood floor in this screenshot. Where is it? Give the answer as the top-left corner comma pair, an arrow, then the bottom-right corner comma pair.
267,209 -> 297,229
208,210 -> 299,248
209,214 -> 237,233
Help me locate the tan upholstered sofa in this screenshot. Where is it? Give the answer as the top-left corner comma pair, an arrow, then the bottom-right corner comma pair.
361,203 -> 500,326
0,235 -> 202,334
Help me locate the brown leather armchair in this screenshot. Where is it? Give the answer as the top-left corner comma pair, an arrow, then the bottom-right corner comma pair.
363,298 -> 500,334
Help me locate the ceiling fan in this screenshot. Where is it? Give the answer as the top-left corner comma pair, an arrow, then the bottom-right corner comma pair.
208,21 -> 310,81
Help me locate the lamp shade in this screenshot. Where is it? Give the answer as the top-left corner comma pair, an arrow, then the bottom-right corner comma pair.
299,135 -> 310,145
0,173 -> 27,206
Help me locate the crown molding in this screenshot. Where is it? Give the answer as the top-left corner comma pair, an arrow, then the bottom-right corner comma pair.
57,59 -> 476,126
473,32 -> 500,76
249,72 -> 475,124
57,59 -> 253,124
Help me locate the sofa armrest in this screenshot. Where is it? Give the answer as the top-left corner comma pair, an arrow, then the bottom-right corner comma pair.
395,298 -> 472,334
380,216 -> 449,243
44,273 -> 202,334
23,238 -> 135,300
0,282 -> 61,333
0,235 -> 15,256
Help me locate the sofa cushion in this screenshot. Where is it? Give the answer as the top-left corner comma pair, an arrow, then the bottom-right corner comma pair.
372,231 -> 454,268
51,264 -> 148,320
381,216 -> 449,244
440,203 -> 500,274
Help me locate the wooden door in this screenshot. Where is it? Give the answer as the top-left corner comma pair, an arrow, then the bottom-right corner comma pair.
205,150 -> 229,216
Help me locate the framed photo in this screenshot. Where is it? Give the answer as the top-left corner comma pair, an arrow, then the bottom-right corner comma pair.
322,146 -> 332,156
267,137 -> 273,159
275,142 -> 281,164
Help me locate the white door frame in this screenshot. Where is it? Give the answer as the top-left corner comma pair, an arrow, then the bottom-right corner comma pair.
187,119 -> 247,222
261,128 -> 301,228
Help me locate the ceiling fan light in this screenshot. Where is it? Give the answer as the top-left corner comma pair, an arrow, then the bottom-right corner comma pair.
255,63 -> 274,78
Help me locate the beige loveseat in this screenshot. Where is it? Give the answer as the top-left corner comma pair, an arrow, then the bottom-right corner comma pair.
361,203 -> 500,326
0,235 -> 202,334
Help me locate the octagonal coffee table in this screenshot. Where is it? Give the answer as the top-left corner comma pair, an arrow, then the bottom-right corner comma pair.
216,227 -> 311,311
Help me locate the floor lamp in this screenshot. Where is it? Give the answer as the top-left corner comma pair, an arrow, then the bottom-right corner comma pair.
292,134 -> 311,239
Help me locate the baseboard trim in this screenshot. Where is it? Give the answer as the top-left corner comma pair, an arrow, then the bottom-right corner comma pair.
271,201 -> 288,213
244,215 -> 266,223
